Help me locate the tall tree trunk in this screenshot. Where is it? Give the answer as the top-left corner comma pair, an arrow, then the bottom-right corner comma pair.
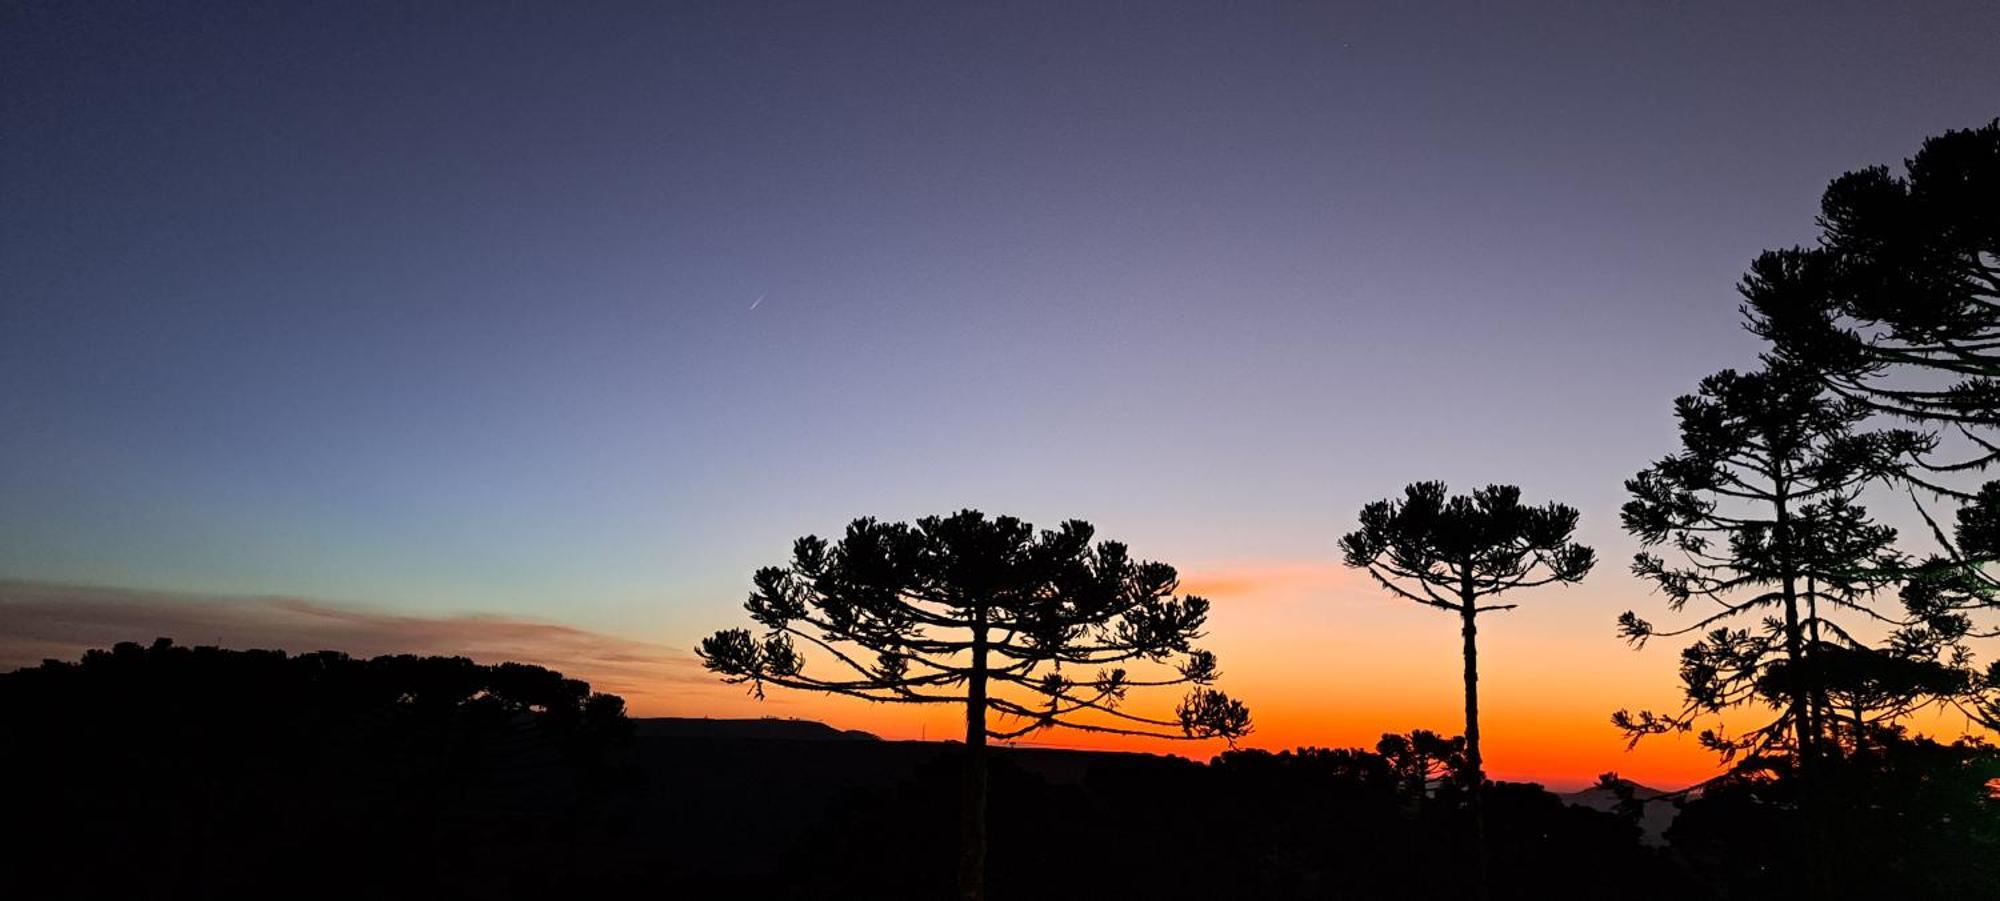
1459,587 -> 1489,901
1775,494 -> 1827,895
1806,575 -> 1830,756
1776,517 -> 1814,759
958,618 -> 990,901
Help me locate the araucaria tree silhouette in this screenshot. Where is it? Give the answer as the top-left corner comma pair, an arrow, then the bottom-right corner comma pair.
697,510 -> 1252,901
1740,120 -> 2000,728
1615,364 -> 1927,896
1615,365 -> 1927,760
1339,482 -> 1595,900
1743,120 -> 2000,478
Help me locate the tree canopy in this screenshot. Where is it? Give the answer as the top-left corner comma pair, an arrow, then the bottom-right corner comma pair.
1340,482 -> 1596,613
700,510 -> 1250,742
697,509 -> 1250,900
1737,119 -> 2000,735
1744,119 -> 2000,476
1615,364 -> 1929,758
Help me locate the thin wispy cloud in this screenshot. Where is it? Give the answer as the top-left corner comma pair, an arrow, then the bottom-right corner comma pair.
0,579 -> 706,708
1179,560 -> 1373,608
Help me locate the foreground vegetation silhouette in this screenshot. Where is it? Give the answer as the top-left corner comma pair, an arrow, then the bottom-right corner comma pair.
1615,362 -> 1930,891
0,639 -> 636,900
1607,119 -> 2000,898
9,638 -> 1988,899
1731,119 -> 2000,738
2,638 -> 1712,900
1746,120 -> 2000,481
697,510 -> 1251,900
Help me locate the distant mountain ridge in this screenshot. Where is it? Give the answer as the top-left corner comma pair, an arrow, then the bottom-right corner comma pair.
634,716 -> 880,742
1558,777 -> 1679,846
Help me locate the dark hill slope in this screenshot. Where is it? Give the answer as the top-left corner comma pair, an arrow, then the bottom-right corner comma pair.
634,715 -> 880,741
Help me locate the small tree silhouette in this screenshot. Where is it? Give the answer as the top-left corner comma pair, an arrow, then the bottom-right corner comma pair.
697,509 -> 1251,901
1339,482 -> 1594,900
1376,729 -> 1472,801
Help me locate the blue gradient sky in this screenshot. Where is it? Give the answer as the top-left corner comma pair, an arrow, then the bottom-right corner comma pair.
5,3 -> 1998,760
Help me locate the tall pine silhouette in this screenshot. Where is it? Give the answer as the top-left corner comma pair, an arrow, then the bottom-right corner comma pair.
1341,482 -> 1595,901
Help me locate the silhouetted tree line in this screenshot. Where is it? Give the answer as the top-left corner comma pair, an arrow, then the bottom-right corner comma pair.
1659,733 -> 2000,898
0,638 -> 638,901
4,636 -> 1681,900
688,729 -> 1694,901
3,638 -> 1989,900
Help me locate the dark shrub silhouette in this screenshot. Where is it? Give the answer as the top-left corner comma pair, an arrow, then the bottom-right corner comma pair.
1664,732 -> 2000,899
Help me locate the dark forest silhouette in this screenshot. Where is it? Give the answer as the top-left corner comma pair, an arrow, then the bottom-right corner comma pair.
4,638 -> 1991,899
3,638 -> 1705,901
0,639 -> 636,900
5,124 -> 2000,899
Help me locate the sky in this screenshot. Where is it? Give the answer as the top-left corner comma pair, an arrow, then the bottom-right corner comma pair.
4,1 -> 1998,789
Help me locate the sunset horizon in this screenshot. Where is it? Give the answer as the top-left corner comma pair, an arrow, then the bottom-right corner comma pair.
7,3 -> 1997,897
7,555 -> 1973,792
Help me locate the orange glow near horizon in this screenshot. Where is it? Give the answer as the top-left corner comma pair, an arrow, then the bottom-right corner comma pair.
644,559 -> 1753,791
11,571 -> 1983,794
